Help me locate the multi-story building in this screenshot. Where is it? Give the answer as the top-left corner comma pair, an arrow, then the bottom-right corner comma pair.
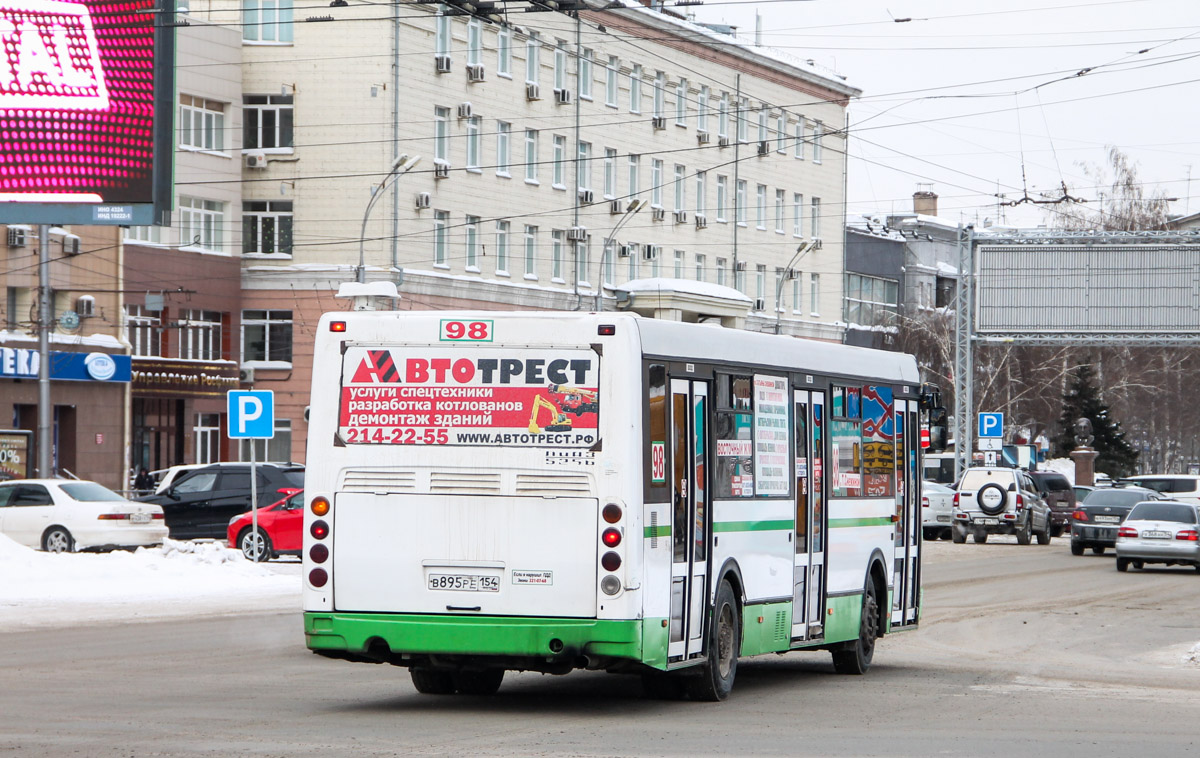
195,0 -> 860,462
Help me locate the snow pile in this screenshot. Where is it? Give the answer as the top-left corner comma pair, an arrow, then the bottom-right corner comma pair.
0,534 -> 299,630
1040,458 -> 1076,483
1184,642 -> 1200,667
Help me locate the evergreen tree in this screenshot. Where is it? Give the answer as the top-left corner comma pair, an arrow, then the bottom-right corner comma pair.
1054,364 -> 1139,477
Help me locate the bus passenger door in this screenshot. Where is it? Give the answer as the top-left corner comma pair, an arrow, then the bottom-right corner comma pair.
891,399 -> 921,628
669,378 -> 710,662
792,389 -> 825,641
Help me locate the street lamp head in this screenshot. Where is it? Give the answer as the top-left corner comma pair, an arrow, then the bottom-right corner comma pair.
401,155 -> 422,172
389,153 -> 410,172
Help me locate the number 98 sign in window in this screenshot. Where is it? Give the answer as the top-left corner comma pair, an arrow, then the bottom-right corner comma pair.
338,346 -> 600,448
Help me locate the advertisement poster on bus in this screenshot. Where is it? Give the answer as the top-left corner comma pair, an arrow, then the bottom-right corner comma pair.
753,374 -> 789,496
339,346 -> 599,447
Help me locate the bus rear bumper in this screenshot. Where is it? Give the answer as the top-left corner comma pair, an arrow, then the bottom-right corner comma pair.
305,612 -> 650,672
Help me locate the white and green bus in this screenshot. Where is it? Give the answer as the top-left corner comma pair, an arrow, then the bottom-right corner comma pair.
303,311 -> 930,700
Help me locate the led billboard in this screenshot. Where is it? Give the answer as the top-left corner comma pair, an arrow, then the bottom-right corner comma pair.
0,0 -> 173,225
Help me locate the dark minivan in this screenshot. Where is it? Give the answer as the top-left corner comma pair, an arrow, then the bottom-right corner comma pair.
138,463 -> 304,540
1027,471 -> 1076,537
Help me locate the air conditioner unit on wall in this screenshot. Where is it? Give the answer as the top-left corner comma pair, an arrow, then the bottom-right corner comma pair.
466,63 -> 485,82
651,207 -> 665,222
609,200 -> 623,215
435,54 -> 451,73
651,116 -> 666,130
695,215 -> 707,229
812,237 -> 823,249
754,298 -> 766,311
63,235 -> 81,255
673,210 -> 688,224
718,136 -> 730,147
567,226 -> 588,242
7,227 -> 27,247
239,367 -> 255,384
578,189 -> 594,205
757,141 -> 769,156
457,102 -> 473,119
414,192 -> 431,209
618,244 -> 634,258
554,88 -> 571,105
642,245 -> 660,261
434,161 -> 451,179
526,82 -> 541,100
696,131 -> 710,145
244,151 -> 267,169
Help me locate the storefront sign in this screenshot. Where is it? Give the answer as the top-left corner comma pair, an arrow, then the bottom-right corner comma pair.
131,358 -> 240,398
0,430 -> 33,480
0,347 -> 130,382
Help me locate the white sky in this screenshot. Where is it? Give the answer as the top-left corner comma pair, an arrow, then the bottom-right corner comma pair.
703,0 -> 1200,226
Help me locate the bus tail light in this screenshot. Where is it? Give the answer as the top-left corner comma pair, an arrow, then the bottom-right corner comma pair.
310,544 -> 329,563
311,496 -> 330,517
601,551 -> 621,571
602,527 -> 622,548
602,503 -> 622,523
309,568 -> 329,587
311,520 -> 330,540
330,321 -> 346,332
600,575 -> 621,595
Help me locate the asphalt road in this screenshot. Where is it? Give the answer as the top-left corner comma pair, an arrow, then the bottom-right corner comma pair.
2,537 -> 1198,758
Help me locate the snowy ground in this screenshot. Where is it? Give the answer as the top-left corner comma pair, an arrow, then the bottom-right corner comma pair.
0,533 -> 300,632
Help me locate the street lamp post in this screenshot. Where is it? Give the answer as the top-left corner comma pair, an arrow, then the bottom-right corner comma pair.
775,240 -> 817,334
594,199 -> 647,311
358,154 -> 421,283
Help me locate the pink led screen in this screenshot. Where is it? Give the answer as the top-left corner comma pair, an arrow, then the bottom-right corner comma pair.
0,0 -> 158,203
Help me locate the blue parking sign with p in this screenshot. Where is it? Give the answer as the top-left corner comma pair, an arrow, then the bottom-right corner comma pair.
978,412 -> 1003,439
228,390 -> 275,439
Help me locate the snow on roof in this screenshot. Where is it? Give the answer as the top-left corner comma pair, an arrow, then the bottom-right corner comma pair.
0,330 -> 124,349
618,277 -> 752,302
936,261 -> 959,276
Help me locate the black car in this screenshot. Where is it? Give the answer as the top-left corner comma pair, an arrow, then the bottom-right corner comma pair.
138,463 -> 304,540
1027,471 -> 1076,537
1070,485 -> 1162,556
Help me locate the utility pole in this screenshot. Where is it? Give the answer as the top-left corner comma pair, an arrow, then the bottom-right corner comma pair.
37,223 -> 52,477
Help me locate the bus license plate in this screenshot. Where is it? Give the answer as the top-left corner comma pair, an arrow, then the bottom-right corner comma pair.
130,512 -> 151,524
428,573 -> 500,592
1143,530 -> 1171,539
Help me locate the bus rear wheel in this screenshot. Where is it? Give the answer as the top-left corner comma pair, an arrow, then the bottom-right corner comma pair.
409,667 -> 455,695
832,580 -> 879,675
686,579 -> 739,701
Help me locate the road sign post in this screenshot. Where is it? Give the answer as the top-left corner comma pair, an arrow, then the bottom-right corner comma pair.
228,391 -> 275,561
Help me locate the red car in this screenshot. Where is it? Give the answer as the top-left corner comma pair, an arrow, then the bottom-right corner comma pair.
227,488 -> 303,562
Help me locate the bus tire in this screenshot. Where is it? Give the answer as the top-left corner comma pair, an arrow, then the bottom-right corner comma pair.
409,667 -> 455,695
452,668 -> 504,696
686,579 -> 739,701
832,580 -> 879,675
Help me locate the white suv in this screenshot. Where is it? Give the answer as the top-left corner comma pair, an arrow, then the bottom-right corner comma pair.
1123,475 -> 1200,505
952,467 -> 1052,545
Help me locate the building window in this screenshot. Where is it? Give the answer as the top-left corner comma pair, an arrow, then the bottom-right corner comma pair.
812,197 -> 822,236
735,180 -> 746,226
792,275 -> 802,314
627,154 -> 640,197
755,184 -> 766,229
465,216 -> 480,270
177,310 -> 222,360
577,141 -> 592,191
434,210 -> 448,265
242,94 -> 292,150
695,171 -> 706,217
627,245 -> 638,281
124,305 -> 161,357
606,56 -> 619,107
524,129 -> 538,183
554,41 -> 567,91
603,240 -> 615,285
552,135 -> 566,188
243,0 -> 293,43
793,193 -> 803,237
466,116 -> 481,171
179,95 -> 225,152
579,48 -> 593,100
124,225 -> 163,245
524,225 -> 537,278
652,71 -> 664,118
695,253 -> 705,282
775,190 -> 785,234
673,164 -> 685,213
434,106 -> 450,164
603,148 -> 616,198
755,264 -> 766,305
525,32 -> 539,84
844,273 -> 900,326
551,230 -> 564,281
497,25 -> 511,76
716,175 -> 727,222
495,221 -> 509,274
675,77 -> 687,125
736,262 -> 746,293
757,108 -> 767,144
776,113 -> 787,153
193,414 -> 221,464
698,85 -> 709,133
674,249 -> 684,279
496,121 -> 511,176
651,159 -> 663,208
795,117 -> 805,159
576,239 -> 589,286
813,121 -> 824,163
179,197 -> 224,252
629,64 -> 642,113
242,200 -> 292,257
737,98 -> 748,143
810,273 -> 820,316
436,6 -> 451,57
241,309 -> 292,363
467,18 -> 482,66
716,257 -> 727,286
718,92 -> 728,138
241,420 -> 291,463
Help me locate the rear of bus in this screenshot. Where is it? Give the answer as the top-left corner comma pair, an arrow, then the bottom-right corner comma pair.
302,311 -> 646,687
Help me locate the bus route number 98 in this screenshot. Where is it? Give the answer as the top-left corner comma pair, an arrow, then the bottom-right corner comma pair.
441,319 -> 493,342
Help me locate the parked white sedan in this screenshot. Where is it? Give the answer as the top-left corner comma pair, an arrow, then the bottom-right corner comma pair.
0,480 -> 167,553
922,480 -> 955,540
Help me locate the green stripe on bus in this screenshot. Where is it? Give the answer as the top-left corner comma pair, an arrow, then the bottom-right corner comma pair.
643,525 -> 672,539
712,519 -> 794,533
828,517 -> 895,528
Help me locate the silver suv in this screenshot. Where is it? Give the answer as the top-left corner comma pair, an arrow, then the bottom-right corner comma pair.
952,467 -> 1052,545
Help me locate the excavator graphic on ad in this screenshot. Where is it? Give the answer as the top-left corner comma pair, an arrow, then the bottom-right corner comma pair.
527,384 -> 599,434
